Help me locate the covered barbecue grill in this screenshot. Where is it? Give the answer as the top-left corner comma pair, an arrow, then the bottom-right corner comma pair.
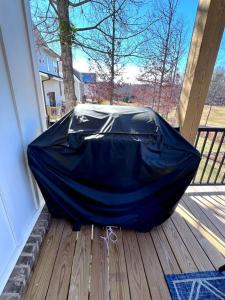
28,104 -> 200,232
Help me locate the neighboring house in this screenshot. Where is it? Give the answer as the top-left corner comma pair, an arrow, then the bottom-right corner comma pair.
33,29 -> 64,116
36,46 -> 65,123
0,0 -> 46,293
37,46 -> 63,107
74,69 -> 97,102
73,69 -> 84,103
34,31 -> 91,124
34,30 -> 96,113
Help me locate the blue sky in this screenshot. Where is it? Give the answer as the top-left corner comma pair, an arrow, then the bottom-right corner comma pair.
177,0 -> 225,72
31,0 -> 225,79
176,0 -> 198,71
73,0 -> 200,78
75,0 -> 225,77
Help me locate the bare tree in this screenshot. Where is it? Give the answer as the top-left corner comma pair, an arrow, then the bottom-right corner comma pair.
205,67 -> 225,125
78,0 -> 148,104
31,0 -> 124,109
207,67 -> 225,106
139,0 -> 185,116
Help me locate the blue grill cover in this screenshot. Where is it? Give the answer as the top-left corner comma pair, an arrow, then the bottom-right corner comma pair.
28,104 -> 200,232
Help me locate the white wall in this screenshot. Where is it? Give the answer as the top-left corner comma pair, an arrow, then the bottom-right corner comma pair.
74,76 -> 84,102
37,48 -> 59,76
42,76 -> 64,106
0,0 -> 45,292
41,75 -> 84,105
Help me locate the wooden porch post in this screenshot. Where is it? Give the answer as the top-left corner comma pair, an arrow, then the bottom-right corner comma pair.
178,0 -> 225,144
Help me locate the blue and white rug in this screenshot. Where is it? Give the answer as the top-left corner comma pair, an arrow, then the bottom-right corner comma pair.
165,271 -> 225,300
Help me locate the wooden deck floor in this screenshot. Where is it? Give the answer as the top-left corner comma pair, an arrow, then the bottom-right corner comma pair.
24,189 -> 225,300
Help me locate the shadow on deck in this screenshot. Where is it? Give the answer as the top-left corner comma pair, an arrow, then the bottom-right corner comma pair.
24,187 -> 225,300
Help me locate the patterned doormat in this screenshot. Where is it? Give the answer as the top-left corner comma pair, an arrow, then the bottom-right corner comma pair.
165,271 -> 225,299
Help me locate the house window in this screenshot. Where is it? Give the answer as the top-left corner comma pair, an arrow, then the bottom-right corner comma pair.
47,92 -> 56,107
53,60 -> 58,74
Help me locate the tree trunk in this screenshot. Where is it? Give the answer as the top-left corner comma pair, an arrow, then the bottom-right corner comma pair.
109,0 -> 116,105
157,3 -> 173,112
56,0 -> 76,110
152,77 -> 157,110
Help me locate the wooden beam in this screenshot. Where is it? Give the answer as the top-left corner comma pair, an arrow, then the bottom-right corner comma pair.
178,0 -> 225,144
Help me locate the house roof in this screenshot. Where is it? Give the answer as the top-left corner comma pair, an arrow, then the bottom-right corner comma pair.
39,71 -> 62,80
33,27 -> 60,59
73,69 -> 96,83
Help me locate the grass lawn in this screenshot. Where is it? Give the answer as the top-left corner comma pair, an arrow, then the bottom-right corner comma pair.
200,105 -> 225,127
169,105 -> 225,127
99,102 -> 225,128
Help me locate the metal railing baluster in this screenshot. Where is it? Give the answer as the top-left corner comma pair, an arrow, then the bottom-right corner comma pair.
192,130 -> 209,184
177,126 -> 225,186
206,132 -> 225,184
214,152 -> 225,184
199,131 -> 217,184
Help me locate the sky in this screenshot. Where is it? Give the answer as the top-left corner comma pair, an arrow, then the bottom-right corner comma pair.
72,0 -> 200,81
31,0 -> 225,83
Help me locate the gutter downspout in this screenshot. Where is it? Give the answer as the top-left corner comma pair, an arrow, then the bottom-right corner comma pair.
41,75 -> 51,127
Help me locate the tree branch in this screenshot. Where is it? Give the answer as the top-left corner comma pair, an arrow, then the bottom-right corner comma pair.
76,0 -> 127,32
49,0 -> 58,15
68,0 -> 91,7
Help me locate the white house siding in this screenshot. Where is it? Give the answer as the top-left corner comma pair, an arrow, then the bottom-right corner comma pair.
36,47 -> 59,77
74,75 -> 84,102
0,0 -> 45,292
41,74 -> 63,106
41,73 -> 83,107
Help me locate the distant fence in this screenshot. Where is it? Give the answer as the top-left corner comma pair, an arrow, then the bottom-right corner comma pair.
191,127 -> 225,185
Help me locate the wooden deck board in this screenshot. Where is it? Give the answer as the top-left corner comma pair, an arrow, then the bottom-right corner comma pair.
176,203 -> 225,269
203,195 -> 225,214
137,232 -> 171,300
123,231 -> 151,300
191,195 -> 225,239
182,197 -> 225,243
24,219 -> 65,300
46,221 -> 76,300
214,195 -> 225,208
109,229 -> 130,300
171,211 -> 214,271
181,199 -> 225,257
90,227 -> 109,300
162,218 -> 198,273
68,226 -> 91,300
151,226 -> 181,275
24,191 -> 225,300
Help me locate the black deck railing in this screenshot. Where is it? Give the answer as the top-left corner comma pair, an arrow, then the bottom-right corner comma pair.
191,127 -> 225,185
